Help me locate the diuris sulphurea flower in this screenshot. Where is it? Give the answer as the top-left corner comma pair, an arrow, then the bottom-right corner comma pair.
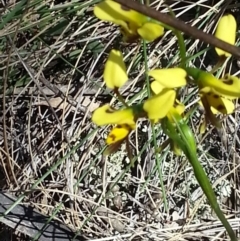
93,49 -> 188,150
94,0 -> 164,42
91,104 -> 138,149
214,14 -> 236,57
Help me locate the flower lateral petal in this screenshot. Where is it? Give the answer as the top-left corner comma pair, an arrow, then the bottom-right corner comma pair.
106,124 -> 133,144
92,104 -> 135,126
148,68 -> 187,89
104,49 -> 128,89
143,89 -> 176,122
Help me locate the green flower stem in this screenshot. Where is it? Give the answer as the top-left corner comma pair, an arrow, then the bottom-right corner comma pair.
175,30 -> 187,67
162,116 -> 237,241
142,40 -> 151,97
167,7 -> 187,67
114,88 -> 129,108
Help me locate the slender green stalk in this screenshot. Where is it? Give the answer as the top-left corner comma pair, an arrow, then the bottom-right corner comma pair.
114,88 -> 129,108
163,115 -> 237,241
175,30 -> 187,67
186,151 -> 237,241
167,7 -> 187,67
142,40 -> 151,97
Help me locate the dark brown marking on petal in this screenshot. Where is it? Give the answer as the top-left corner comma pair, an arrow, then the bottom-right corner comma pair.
216,104 -> 225,111
123,124 -> 133,131
109,134 -> 116,142
213,94 -> 219,99
121,4 -> 131,11
222,78 -> 233,85
106,108 -> 115,113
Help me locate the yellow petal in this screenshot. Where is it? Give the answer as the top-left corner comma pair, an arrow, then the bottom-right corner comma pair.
151,81 -> 164,94
137,22 -> 164,42
204,92 -> 234,114
143,89 -> 176,121
148,68 -> 187,88
104,49 -> 128,89
215,14 -> 236,57
106,124 -> 132,144
92,104 -> 135,126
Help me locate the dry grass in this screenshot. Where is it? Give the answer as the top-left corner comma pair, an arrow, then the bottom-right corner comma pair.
0,0 -> 240,240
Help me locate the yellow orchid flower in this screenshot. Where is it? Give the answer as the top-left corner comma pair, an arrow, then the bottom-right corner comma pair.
186,68 -> 236,124
148,68 -> 187,90
104,49 -> 128,89
92,104 -> 135,127
215,14 -> 236,57
143,89 -> 176,122
94,0 -> 164,42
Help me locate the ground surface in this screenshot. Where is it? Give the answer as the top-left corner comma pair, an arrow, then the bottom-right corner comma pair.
1,0 -> 240,240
